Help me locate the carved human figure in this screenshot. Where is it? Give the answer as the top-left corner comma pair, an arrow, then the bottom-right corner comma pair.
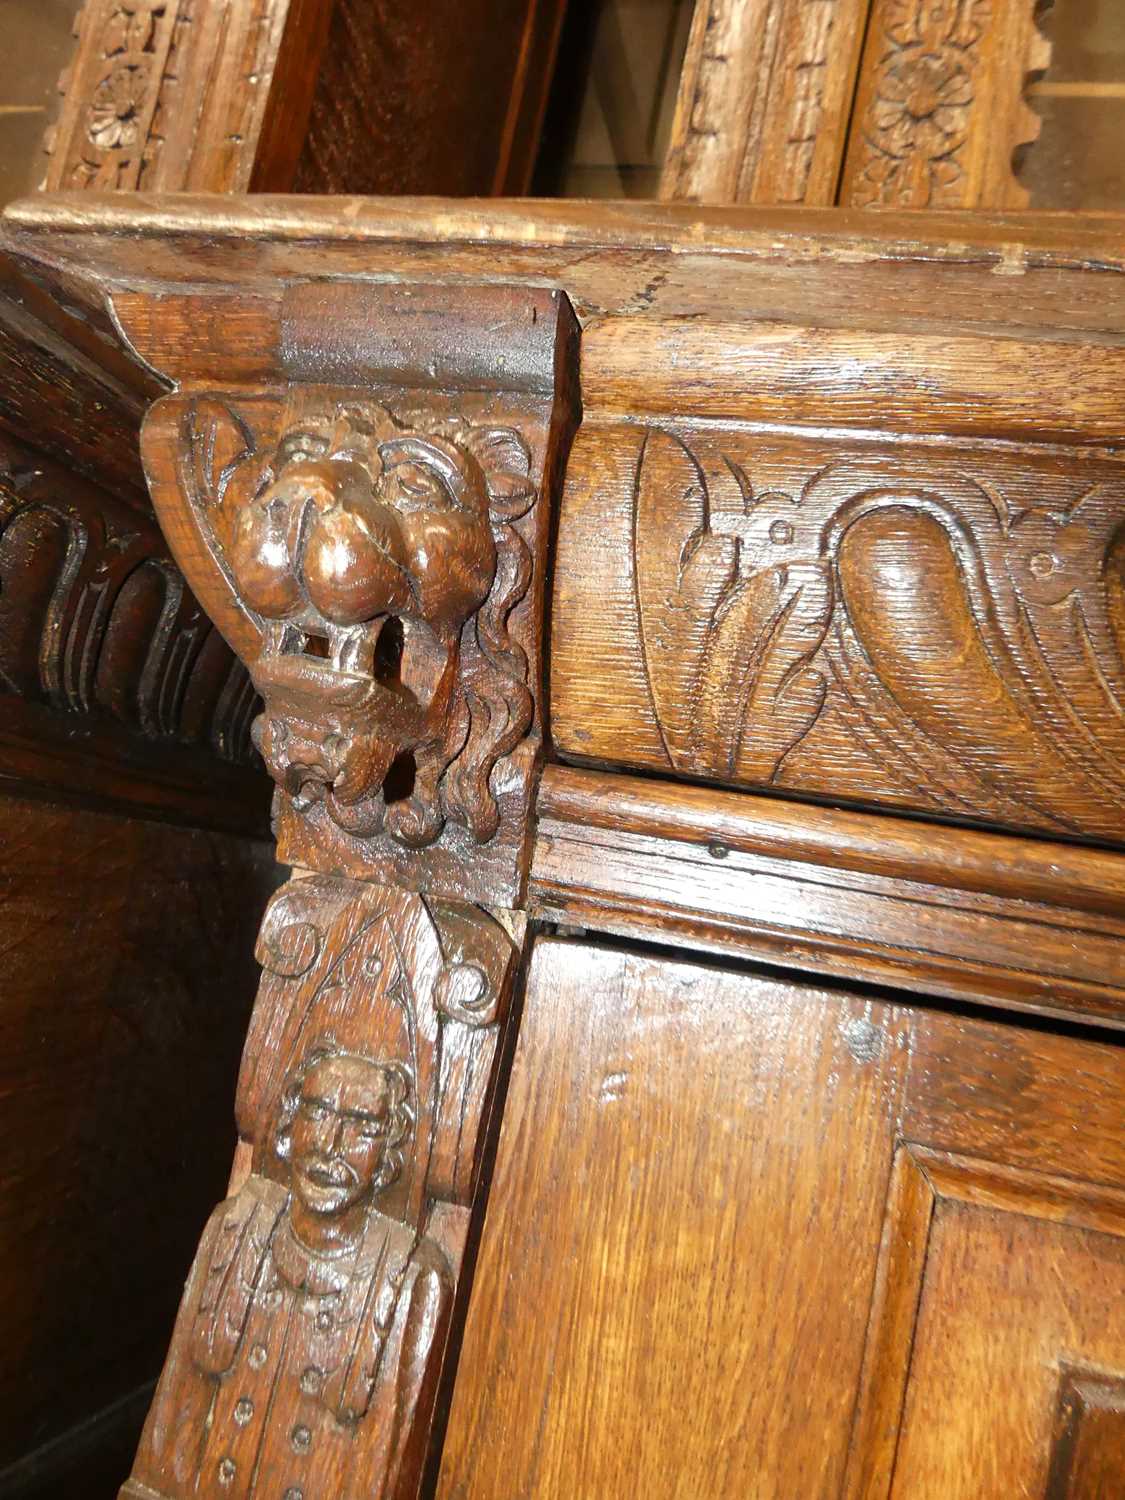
124,1050 -> 452,1500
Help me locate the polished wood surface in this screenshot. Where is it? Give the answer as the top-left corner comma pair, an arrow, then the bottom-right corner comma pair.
124,877 -> 519,1500
0,789 -> 277,1476
440,937 -> 1125,1499
7,192 -> 1125,1499
532,766 -> 1125,1026
125,279 -> 578,906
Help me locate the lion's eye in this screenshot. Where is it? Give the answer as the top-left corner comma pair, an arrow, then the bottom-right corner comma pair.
303,1101 -> 329,1122
393,461 -> 438,498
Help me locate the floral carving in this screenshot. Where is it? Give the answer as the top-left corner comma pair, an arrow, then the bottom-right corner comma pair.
847,0 -> 1045,208
628,429 -> 1125,840
45,0 -> 173,189
87,62 -> 149,151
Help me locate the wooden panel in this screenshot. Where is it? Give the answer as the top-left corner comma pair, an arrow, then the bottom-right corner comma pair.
551,423 -> 1125,844
661,0 -> 869,205
531,767 -> 1125,1026
848,1148 -> 1125,1499
293,0 -> 567,196
42,0 -> 335,192
0,788 -> 278,1471
440,941 -> 1125,1499
437,940 -> 910,1498
840,0 -> 1050,208
1047,1369 -> 1125,1499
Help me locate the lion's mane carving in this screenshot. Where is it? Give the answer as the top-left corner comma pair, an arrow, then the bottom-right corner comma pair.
185,398 -> 538,849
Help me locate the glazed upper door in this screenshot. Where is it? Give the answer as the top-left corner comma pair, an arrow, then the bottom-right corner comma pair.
437,938 -> 1125,1499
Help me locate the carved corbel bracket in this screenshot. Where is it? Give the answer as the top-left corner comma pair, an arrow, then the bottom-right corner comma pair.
125,280 -> 579,905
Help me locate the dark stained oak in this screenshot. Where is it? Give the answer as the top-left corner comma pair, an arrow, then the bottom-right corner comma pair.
1045,1369 -> 1125,1500
0,789 -> 278,1475
6,192 -> 1125,1500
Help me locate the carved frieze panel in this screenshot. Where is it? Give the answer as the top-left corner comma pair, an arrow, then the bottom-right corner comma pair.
0,432 -> 255,760
138,282 -> 577,903
121,875 -> 518,1500
552,424 -> 1125,843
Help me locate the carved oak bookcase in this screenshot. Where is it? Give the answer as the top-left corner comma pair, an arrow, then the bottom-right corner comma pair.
5,194 -> 1125,1499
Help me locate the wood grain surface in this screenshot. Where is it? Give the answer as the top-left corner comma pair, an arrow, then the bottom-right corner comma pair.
551,422 -> 1125,845
660,0 -> 869,205
840,0 -> 1050,209
531,766 -> 1125,1026
438,937 -> 1125,1499
0,788 -> 277,1473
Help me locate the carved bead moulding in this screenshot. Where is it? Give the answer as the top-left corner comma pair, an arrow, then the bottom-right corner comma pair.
552,425 -> 1125,845
135,281 -> 577,904
0,431 -> 256,761
121,875 -> 519,1500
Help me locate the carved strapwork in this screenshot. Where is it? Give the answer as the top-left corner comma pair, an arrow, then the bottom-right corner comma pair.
121,876 -> 521,1500
131,281 -> 579,905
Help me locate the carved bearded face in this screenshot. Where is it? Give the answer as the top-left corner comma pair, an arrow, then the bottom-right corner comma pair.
287,1055 -> 408,1217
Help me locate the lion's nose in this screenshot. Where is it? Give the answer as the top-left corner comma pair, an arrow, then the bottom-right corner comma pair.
304,499 -> 413,625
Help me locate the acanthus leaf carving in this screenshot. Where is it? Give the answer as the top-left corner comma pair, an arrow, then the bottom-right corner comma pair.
624,426 -> 1125,842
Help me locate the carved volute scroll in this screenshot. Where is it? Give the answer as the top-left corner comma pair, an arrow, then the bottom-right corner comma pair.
121,876 -> 520,1500
139,281 -> 578,906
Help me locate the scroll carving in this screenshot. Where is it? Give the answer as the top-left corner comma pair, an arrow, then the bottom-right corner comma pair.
0,433 -> 255,758
555,425 -> 1125,843
121,876 -> 518,1500
138,282 -> 576,903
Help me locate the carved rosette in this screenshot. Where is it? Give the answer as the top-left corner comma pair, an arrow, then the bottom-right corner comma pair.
844,0 -> 1050,208
139,282 -> 578,904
